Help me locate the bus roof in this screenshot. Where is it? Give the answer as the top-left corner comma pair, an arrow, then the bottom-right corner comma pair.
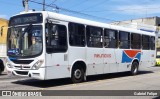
12,10 -> 155,36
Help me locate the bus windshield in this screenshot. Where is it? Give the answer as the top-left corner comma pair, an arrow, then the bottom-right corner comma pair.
7,25 -> 43,57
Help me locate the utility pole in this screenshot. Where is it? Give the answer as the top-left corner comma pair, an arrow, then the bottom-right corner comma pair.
23,0 -> 29,12
43,0 -> 45,11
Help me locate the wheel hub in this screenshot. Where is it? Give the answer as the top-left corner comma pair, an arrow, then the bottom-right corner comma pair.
133,67 -> 137,73
74,69 -> 81,79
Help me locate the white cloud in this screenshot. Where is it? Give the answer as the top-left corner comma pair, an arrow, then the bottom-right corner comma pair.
115,4 -> 160,15
0,15 -> 8,19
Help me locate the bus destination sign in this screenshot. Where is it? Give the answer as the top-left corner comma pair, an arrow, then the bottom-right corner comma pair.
9,13 -> 43,26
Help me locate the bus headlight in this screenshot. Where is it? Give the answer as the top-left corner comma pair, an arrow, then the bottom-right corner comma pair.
7,63 -> 13,68
32,60 -> 44,70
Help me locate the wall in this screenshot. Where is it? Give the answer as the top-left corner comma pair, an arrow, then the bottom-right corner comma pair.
0,18 -> 8,44
111,16 -> 160,50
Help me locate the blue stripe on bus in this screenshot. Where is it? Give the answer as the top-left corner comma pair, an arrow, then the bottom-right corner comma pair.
122,51 -> 141,63
9,57 -> 17,60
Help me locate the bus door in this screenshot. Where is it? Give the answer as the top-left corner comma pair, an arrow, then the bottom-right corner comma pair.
67,22 -> 86,72
103,48 -> 117,73
149,36 -> 156,66
45,19 -> 69,79
140,35 -> 153,69
103,29 -> 118,73
116,31 -> 131,72
140,50 -> 150,68
86,26 -> 104,75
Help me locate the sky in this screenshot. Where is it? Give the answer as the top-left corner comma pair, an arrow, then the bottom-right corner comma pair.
0,0 -> 160,23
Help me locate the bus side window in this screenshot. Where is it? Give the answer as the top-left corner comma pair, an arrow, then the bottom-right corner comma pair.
57,25 -> 67,48
150,36 -> 155,50
51,25 -> 58,46
142,35 -> 150,50
119,31 -> 130,49
104,29 -> 118,48
86,26 -> 103,48
45,23 -> 51,46
46,22 -> 67,53
68,22 -> 85,47
131,33 -> 141,49
45,23 -> 58,46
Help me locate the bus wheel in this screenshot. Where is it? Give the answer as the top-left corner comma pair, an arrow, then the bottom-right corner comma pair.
130,62 -> 139,75
0,66 -> 4,75
71,66 -> 85,83
0,68 -> 2,75
0,62 -> 4,75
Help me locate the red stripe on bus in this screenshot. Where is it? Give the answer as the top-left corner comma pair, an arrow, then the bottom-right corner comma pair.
124,50 -> 141,58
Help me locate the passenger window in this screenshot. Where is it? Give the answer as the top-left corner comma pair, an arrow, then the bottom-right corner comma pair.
142,35 -> 150,50
68,22 -> 85,47
104,29 -> 118,48
46,23 -> 67,53
150,36 -> 155,50
131,33 -> 141,49
86,26 -> 103,48
119,31 -> 130,49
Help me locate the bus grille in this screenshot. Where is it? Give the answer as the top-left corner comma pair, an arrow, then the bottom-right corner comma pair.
15,71 -> 28,75
14,66 -> 31,69
10,59 -> 33,64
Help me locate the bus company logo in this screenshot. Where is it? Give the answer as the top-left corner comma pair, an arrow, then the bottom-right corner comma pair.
122,50 -> 141,63
19,65 -> 22,69
94,54 -> 111,58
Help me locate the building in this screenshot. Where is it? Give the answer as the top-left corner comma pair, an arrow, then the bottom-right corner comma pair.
112,16 -> 160,26
0,18 -> 8,44
0,18 -> 8,74
111,16 -> 160,51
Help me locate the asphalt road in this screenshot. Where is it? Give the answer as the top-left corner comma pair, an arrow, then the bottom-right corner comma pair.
0,66 -> 160,99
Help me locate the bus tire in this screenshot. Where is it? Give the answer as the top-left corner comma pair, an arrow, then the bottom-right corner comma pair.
71,65 -> 85,83
0,61 -> 4,75
130,61 -> 139,75
0,68 -> 3,75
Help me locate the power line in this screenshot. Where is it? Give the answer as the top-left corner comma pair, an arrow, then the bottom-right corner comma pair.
28,0 -> 115,22
28,0 -> 45,6
29,0 -> 58,8
27,0 -> 158,29
80,6 -> 160,12
45,0 -> 57,9
79,0 -> 110,12
70,0 -> 90,8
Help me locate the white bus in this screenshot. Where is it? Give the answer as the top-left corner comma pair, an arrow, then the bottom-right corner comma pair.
6,11 -> 156,83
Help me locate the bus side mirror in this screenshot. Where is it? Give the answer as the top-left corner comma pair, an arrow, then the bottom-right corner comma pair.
0,26 -> 4,36
52,25 -> 57,34
45,22 -> 51,46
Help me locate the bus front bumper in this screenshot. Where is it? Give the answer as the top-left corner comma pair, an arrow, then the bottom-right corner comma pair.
7,68 -> 46,80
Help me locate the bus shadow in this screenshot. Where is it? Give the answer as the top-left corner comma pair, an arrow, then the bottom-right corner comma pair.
87,71 -> 153,82
153,96 -> 160,99
0,73 -> 7,76
0,73 -> 8,78
12,71 -> 153,88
